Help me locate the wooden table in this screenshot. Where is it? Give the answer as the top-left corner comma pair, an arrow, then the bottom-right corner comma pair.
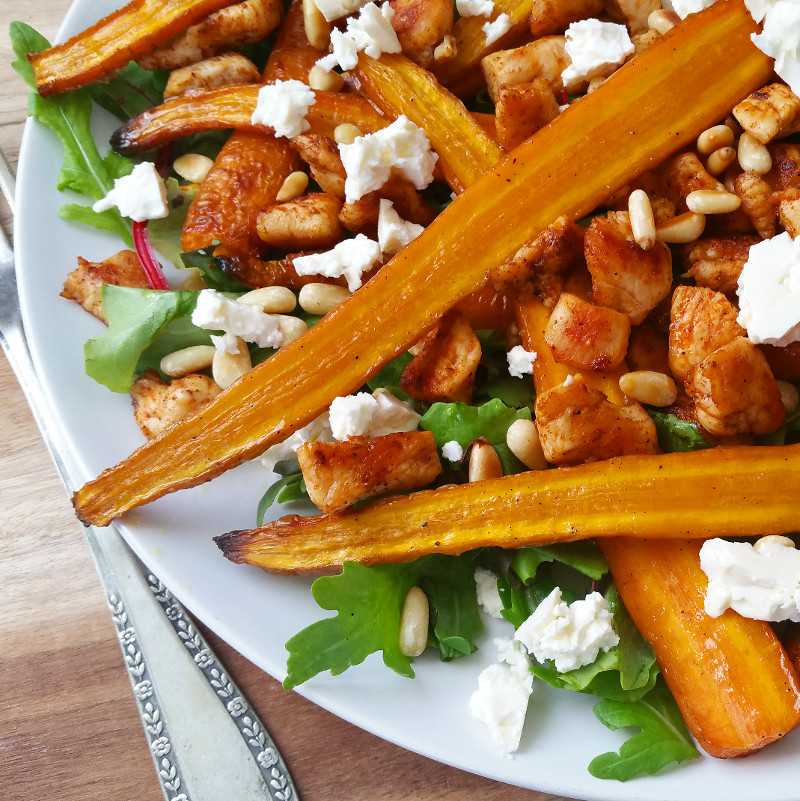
0,3 -> 573,799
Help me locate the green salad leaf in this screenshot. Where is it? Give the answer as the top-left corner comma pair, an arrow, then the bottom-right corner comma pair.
180,247 -> 250,293
511,542 -> 608,584
88,61 -> 169,121
648,409 -> 711,452
256,472 -> 309,525
366,352 -> 414,399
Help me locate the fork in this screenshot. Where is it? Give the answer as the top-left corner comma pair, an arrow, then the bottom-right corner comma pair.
0,147 -> 298,801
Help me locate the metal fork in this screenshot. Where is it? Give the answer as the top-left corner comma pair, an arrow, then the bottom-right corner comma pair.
0,147 -> 298,801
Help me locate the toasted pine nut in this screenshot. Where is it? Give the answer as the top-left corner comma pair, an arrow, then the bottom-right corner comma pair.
307,64 -> 345,92
173,153 -> 214,184
754,534 -> 796,553
696,124 -> 734,156
722,163 -> 741,194
724,115 -> 742,137
433,34 -> 457,63
468,441 -> 503,482
303,0 -> 331,50
587,76 -> 605,94
506,418 -> 547,470
298,282 -> 350,314
238,286 -> 297,314
275,171 -> 310,203
706,146 -> 737,176
685,189 -> 741,215
647,9 -> 679,34
738,131 -> 772,175
619,370 -> 677,407
275,315 -> 308,345
212,337 -> 251,389
628,189 -> 656,250
398,586 -> 429,658
160,345 -> 216,378
655,211 -> 706,243
334,123 -> 363,145
777,379 -> 799,413
178,268 -> 207,291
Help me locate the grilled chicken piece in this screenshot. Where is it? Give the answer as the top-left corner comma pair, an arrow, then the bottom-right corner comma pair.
61,250 -> 150,323
131,369 -> 221,440
544,292 -> 631,371
604,0 -> 660,35
297,431 -> 442,512
679,237 -> 758,295
388,0 -> 453,68
668,285 -> 745,384
687,337 -> 785,436
585,211 -> 672,324
495,78 -> 560,151
257,192 -> 343,250
733,83 -> 800,145
534,374 -> 658,465
734,170 -> 777,239
663,151 -> 726,207
775,188 -> 800,238
292,133 -> 346,198
766,143 -> 800,191
529,0 -> 602,37
163,52 -> 261,99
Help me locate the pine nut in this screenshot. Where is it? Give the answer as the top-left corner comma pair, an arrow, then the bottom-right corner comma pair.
160,345 -> 216,378
655,211 -> 706,243
398,586 -> 429,657
753,534 -> 796,553
696,124 -> 734,155
307,64 -> 345,92
619,370 -> 677,407
468,441 -> 503,482
722,163 -> 741,194
706,146 -> 737,176
334,123 -> 363,145
433,34 -> 457,63
506,418 -> 547,470
587,76 -> 605,94
238,286 -> 297,314
303,0 -> 331,50
738,131 -> 772,175
298,282 -> 350,314
724,115 -> 742,137
628,189 -> 656,250
275,315 -> 308,345
685,189 -> 741,215
275,171 -> 309,203
178,269 -> 207,291
647,9 -> 679,34
212,337 -> 251,389
777,379 -> 799,413
173,153 -> 214,183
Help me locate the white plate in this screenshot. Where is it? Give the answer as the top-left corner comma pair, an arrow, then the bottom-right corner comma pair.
15,3 -> 800,799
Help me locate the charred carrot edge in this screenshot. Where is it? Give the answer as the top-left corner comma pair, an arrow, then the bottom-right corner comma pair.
73,0 -> 772,526
111,86 -> 388,155
352,53 -> 502,193
29,0 -> 235,96
602,538 -> 800,757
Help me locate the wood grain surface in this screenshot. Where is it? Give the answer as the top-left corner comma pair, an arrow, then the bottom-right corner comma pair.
0,3 -> 575,799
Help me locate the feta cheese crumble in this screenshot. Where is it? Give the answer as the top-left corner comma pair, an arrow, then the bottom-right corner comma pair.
482,13 -> 512,47
377,199 -> 425,254
251,79 -> 316,139
192,289 -> 284,348
456,0 -> 494,16
92,162 -> 169,222
316,2 -> 402,72
746,0 -> 800,98
700,536 -> 800,622
506,345 -> 537,378
261,413 -> 334,472
736,232 -> 800,347
475,566 -> 504,618
292,234 -> 382,291
328,389 -> 421,439
515,588 -> 619,673
661,0 -> 718,18
313,0 -> 369,22
561,19 -> 634,88
339,115 -> 438,203
441,439 -> 464,463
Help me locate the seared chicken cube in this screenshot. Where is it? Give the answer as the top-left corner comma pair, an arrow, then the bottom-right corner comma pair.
775,188 -> 800,239
163,52 -> 261,99
529,0 -> 603,37
687,337 -> 785,436
544,292 -> 631,371
604,0 -> 660,35
534,374 -> 658,465
585,211 -> 673,324
679,237 -> 758,295
733,83 -> 800,145
734,171 -> 776,239
663,152 -> 727,206
388,0 -> 454,68
495,79 -> 560,151
297,431 -> 442,512
766,143 -> 800,191
257,193 -> 344,251
292,134 -> 347,198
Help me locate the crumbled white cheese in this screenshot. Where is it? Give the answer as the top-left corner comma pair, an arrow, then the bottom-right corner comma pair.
506,345 -> 537,378
251,79 -> 316,139
316,2 -> 402,72
292,234 -> 382,291
328,389 -> 421,440
747,0 -> 800,98
210,332 -> 242,355
192,289 -> 284,348
561,19 -> 634,88
475,566 -> 504,619
313,0 -> 369,22
661,0 -> 719,18
377,199 -> 425,255
456,0 -> 494,16
92,162 -> 169,223
700,536 -> 800,622
261,413 -> 334,473
470,638 -> 532,757
515,588 -> 619,673
736,232 -> 800,347
482,13 -> 512,47
442,439 -> 464,463
339,116 -> 438,203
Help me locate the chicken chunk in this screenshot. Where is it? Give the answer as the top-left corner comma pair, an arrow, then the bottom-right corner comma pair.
297,431 -> 442,512
584,211 -> 673,324
734,170 -> 776,239
388,0 -> 453,68
291,133 -> 346,198
679,237 -> 758,295
668,285 -> 745,384
604,0 -> 660,35
687,337 -> 785,436
766,143 -> 800,191
534,374 -> 658,465
163,52 -> 261,99
544,292 -> 631,371
733,83 -> 800,145
494,78 -> 560,151
529,0 -> 602,37
131,369 -> 221,440
775,188 -> 800,239
662,151 -> 726,208
61,250 -> 150,323
257,192 -> 343,250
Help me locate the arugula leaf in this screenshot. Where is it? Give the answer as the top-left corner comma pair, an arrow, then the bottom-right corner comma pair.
474,376 -> 536,412
88,61 -> 169,121
648,409 -> 711,453
180,248 -> 250,293
366,352 -> 414,399
497,568 -> 560,629
511,542 -> 609,584
588,680 -> 699,781
256,472 -> 309,525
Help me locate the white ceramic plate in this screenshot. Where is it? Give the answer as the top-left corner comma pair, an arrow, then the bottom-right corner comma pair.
15,3 -> 800,799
